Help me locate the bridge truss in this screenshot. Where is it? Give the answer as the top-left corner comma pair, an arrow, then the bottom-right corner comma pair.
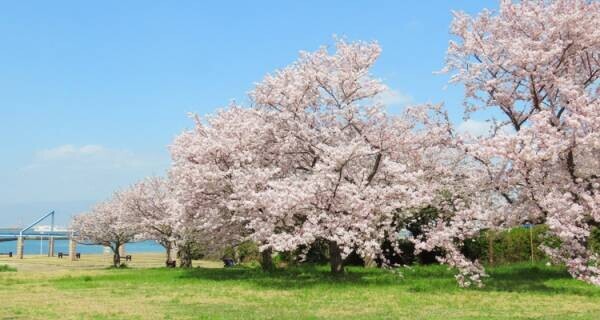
0,211 -> 78,259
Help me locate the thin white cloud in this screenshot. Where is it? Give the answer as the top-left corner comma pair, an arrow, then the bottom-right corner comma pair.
457,119 -> 515,137
25,144 -> 152,171
377,88 -> 413,108
6,144 -> 169,204
36,144 -> 106,160
457,119 -> 492,137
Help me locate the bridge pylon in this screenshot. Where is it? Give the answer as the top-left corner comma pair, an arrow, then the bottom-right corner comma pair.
68,236 -> 77,261
48,237 -> 55,257
16,236 -> 24,259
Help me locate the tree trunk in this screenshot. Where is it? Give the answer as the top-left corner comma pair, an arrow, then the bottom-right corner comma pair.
165,241 -> 173,267
112,243 -> 121,268
179,243 -> 192,268
329,241 -> 344,274
179,254 -> 192,268
487,230 -> 494,266
113,252 -> 121,267
260,247 -> 274,272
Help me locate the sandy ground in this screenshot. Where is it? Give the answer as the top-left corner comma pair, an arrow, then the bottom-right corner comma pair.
0,253 -> 221,273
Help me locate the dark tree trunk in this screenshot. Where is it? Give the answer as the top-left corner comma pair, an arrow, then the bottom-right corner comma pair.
260,247 -> 274,272
179,244 -> 192,268
329,241 -> 344,274
180,256 -> 192,268
113,252 -> 121,267
165,241 -> 173,267
112,243 -> 121,268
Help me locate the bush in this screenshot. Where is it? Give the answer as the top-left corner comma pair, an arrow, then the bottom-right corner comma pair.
236,241 -> 260,263
219,241 -> 260,264
272,239 -> 365,267
273,251 -> 295,267
589,227 -> 600,254
221,246 -> 236,260
272,240 -> 329,267
178,241 -> 206,261
462,225 -> 551,265
0,265 -> 15,272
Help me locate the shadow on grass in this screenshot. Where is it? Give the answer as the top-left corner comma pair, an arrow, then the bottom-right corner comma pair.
482,264 -> 599,296
177,263 -> 600,296
180,265 -> 386,289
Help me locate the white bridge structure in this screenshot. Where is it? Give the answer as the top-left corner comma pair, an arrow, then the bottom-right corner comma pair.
0,211 -> 80,260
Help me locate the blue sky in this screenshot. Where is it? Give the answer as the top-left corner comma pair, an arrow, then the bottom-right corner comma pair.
0,1 -> 498,226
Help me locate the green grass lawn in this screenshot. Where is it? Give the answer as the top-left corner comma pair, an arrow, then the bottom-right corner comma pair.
1,257 -> 600,319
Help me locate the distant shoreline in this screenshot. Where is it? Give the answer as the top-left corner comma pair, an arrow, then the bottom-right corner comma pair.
0,239 -> 165,254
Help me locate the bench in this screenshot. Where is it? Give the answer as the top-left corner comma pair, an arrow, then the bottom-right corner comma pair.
57,252 -> 81,259
0,252 -> 12,258
123,255 -> 132,262
166,260 -> 177,268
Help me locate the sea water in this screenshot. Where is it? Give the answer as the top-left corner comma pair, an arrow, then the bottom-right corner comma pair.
0,239 -> 165,255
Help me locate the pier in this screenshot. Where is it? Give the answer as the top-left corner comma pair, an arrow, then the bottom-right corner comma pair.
0,211 -> 78,260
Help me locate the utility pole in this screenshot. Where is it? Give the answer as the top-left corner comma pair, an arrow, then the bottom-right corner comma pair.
487,229 -> 494,266
529,224 -> 534,263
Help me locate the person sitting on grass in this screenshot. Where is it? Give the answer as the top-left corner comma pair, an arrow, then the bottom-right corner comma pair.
222,256 -> 235,268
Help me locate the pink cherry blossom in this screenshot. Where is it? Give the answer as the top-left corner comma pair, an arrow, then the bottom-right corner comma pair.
170,40 -> 457,273
71,193 -> 139,267
423,0 -> 600,286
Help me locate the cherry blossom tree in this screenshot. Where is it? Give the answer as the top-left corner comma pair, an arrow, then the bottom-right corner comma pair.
120,177 -> 178,267
420,0 -> 600,287
253,41 -> 463,274
171,40 -> 457,274
169,108 -> 267,268
72,195 -> 139,267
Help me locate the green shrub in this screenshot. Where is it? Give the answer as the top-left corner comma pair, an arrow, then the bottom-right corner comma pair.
219,241 -> 261,264
462,225 -> 552,265
236,241 -> 260,263
461,225 -> 600,266
0,265 -> 16,272
269,239 -> 365,267
177,241 -> 207,261
222,246 -> 236,260
273,251 -> 295,267
589,227 -> 600,254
